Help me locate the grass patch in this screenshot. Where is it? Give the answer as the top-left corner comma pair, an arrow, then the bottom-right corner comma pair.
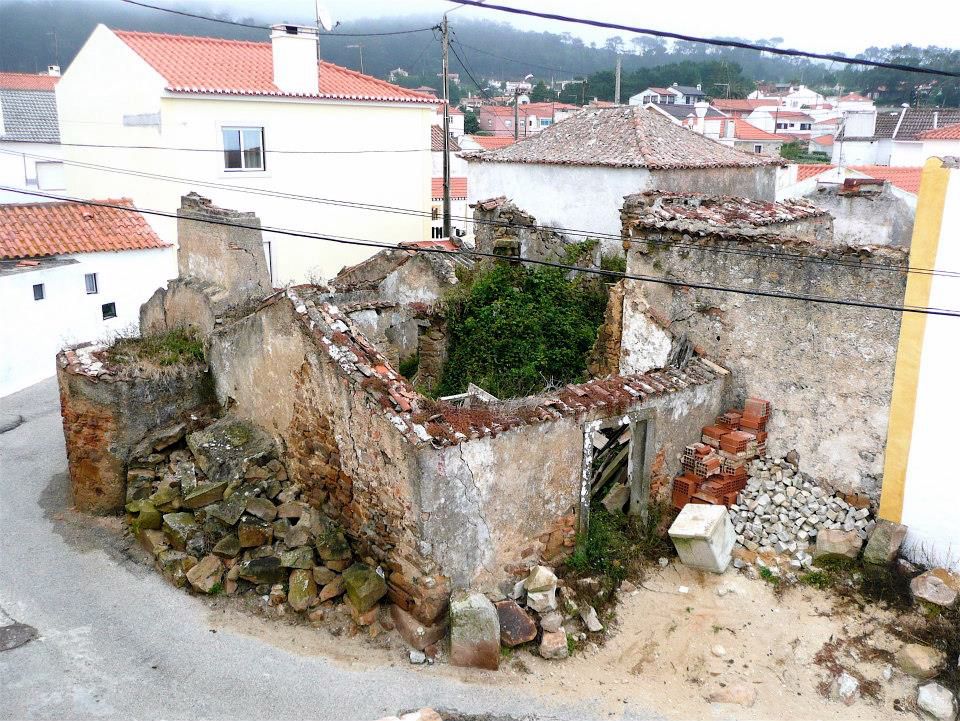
398,354 -> 419,380
600,253 -> 626,275
758,566 -> 780,585
105,328 -> 205,368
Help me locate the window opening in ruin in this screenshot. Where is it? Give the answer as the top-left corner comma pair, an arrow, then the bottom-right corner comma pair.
578,410 -> 656,543
101,302 -> 117,320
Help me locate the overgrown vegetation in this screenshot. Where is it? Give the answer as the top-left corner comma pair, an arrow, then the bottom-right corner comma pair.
104,328 -> 205,369
398,354 -> 419,380
436,263 -> 608,399
600,254 -> 627,275
779,141 -> 832,164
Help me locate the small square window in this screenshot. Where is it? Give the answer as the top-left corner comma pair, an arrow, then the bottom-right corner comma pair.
222,127 -> 265,171
85,273 -> 98,294
754,144 -> 763,154
101,302 -> 117,320
33,283 -> 45,300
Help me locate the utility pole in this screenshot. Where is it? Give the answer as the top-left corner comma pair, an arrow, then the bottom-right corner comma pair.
441,15 -> 452,239
514,87 -> 520,140
614,54 -> 621,105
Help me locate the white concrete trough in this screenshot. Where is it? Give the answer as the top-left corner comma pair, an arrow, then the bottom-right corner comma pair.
668,504 -> 735,573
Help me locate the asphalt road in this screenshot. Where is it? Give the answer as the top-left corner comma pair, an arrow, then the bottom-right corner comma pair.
0,379 -> 647,721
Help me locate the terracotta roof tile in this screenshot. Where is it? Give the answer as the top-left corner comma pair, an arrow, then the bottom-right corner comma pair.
0,72 -> 59,91
711,98 -> 775,112
113,29 -> 435,103
796,163 -> 835,181
810,134 -> 835,146
431,125 -> 460,152
465,135 -> 515,150
0,199 -> 169,259
726,118 -> 790,141
917,122 -> 960,140
849,166 -> 923,194
431,177 -> 468,198
465,106 -> 781,170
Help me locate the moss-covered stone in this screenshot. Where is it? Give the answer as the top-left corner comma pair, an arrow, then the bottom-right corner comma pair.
342,563 -> 387,613
182,481 -> 227,509
162,512 -> 198,551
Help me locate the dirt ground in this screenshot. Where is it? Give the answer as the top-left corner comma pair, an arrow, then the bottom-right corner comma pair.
207,559 -> 924,721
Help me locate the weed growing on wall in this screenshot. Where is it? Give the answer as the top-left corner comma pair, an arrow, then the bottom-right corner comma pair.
436,263 -> 608,398
105,328 -> 205,369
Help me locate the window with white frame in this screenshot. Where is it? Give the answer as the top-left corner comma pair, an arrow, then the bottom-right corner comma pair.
222,127 -> 265,171
84,272 -> 98,294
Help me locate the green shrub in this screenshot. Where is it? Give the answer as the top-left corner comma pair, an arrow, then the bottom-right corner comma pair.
398,354 -> 419,380
436,264 -> 607,398
106,328 -> 205,368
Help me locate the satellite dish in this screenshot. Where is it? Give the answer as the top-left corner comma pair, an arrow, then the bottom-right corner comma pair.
316,4 -> 335,32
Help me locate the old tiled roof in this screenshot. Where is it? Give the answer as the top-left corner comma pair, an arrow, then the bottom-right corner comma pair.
623,190 -> 828,240
431,177 -> 468,199
430,125 -> 461,152
284,287 -> 727,448
465,135 -> 514,150
792,164 -> 922,193
918,122 -> 960,140
0,199 -> 169,259
113,29 -> 436,103
0,88 -> 60,142
464,106 -> 781,170
0,72 -> 59,91
649,103 -> 726,121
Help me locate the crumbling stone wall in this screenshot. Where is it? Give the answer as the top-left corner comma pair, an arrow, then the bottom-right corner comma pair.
57,344 -> 216,514
473,197 -> 569,262
587,281 -> 625,377
807,181 -> 914,248
621,216 -> 909,502
414,317 -> 448,393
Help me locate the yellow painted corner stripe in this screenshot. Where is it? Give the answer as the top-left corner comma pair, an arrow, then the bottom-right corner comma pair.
878,157 -> 951,522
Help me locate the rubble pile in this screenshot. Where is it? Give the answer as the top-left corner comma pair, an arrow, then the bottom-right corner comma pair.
124,415 -> 387,624
730,457 -> 875,569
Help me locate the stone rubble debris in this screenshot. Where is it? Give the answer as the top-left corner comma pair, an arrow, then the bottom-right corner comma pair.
917,682 -> 959,721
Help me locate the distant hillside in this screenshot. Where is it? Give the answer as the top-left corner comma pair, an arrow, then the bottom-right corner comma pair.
1,0 -> 957,106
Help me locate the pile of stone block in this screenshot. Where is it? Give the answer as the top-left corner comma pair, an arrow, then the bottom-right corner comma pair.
126,415 -> 387,625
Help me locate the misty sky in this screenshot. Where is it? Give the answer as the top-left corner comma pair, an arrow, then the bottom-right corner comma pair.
195,0 -> 958,54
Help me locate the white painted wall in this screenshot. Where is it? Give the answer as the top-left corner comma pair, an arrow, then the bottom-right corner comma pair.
899,165 -> 960,570
0,140 -> 65,203
890,141 -> 924,167
467,161 -> 652,251
0,247 -> 176,396
833,139 -> 881,166
56,24 -> 434,285
921,138 -> 960,161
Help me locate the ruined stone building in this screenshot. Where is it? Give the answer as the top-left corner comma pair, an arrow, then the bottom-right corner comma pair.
615,190 -> 909,502
465,105 -> 782,253
59,194 -> 733,628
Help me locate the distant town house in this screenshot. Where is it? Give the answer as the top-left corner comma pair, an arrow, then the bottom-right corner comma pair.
835,107 -> 960,166
0,198 -> 174,396
629,83 -> 705,107
56,24 -> 438,284
0,69 -> 65,203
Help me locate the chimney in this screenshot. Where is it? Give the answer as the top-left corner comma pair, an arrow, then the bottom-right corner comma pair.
693,101 -> 709,135
270,24 -> 319,95
47,65 -> 60,77
696,83 -> 702,91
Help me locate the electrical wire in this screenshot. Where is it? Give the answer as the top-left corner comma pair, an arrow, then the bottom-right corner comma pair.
444,0 -> 960,79
453,38 -> 589,78
448,36 -> 495,101
118,0 -> 439,37
3,145 -> 955,280
4,185 -> 958,318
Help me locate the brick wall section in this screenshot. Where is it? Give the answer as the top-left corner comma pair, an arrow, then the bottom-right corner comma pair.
57,344 -> 216,514
587,280 -> 625,377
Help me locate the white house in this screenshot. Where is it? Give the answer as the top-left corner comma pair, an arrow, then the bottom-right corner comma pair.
0,198 -> 175,396
0,70 -> 66,203
436,103 -> 464,138
749,84 -> 826,110
55,24 -> 437,284
629,83 -> 705,107
745,108 -> 816,137
834,107 -> 960,167
465,106 -> 780,254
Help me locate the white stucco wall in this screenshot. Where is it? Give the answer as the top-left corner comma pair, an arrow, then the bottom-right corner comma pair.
0,140 -> 66,203
55,25 -> 434,285
833,139 -> 880,166
898,164 -> 960,570
467,161 -> 653,250
889,141 -> 924,167
0,247 -> 176,396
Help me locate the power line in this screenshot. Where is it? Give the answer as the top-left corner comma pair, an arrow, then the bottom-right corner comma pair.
5,186 -> 959,319
448,37 -> 495,101
118,0 -> 439,37
453,38 -> 588,78
3,145 -> 955,281
445,0 -> 960,79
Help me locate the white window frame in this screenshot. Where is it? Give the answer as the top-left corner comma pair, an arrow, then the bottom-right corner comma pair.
221,126 -> 266,172
84,272 -> 98,294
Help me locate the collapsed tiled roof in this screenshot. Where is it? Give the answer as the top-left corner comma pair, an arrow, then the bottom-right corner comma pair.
918,122 -> 960,140
113,29 -> 436,103
431,177 -> 468,199
430,125 -> 461,152
0,72 -> 59,91
331,241 -> 471,293
0,88 -> 60,142
0,199 -> 170,259
284,287 -> 727,448
622,190 -> 828,240
464,106 -> 781,169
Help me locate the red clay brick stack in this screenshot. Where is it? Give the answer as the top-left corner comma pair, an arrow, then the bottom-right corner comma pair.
671,397 -> 771,510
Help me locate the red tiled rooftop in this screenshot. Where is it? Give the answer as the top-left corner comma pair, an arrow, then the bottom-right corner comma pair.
0,72 -> 59,91
840,92 -> 871,102
849,166 -> 923,194
436,103 -> 464,116
796,163 -> 834,181
113,29 -> 435,103
917,122 -> 960,140
431,177 -> 468,199
0,199 -> 169,259
810,134 -> 835,146
466,135 -> 515,150
726,118 -> 791,141
711,98 -> 775,112
430,125 -> 461,152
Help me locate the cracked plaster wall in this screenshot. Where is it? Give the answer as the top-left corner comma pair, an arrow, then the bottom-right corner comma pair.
623,231 -> 908,502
